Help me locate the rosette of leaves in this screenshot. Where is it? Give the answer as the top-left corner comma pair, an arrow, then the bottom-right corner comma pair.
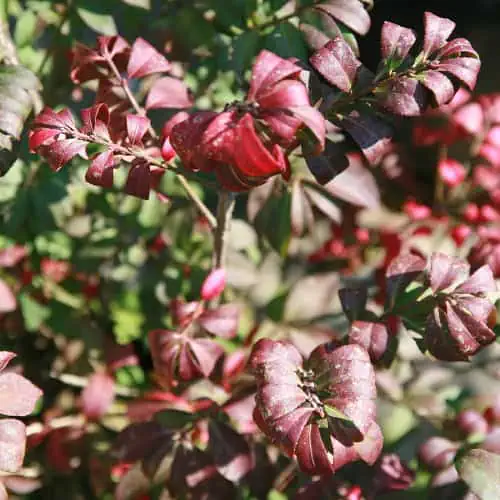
0,64 -> 40,175
250,339 -> 382,475
385,252 -> 497,361
307,12 -> 481,174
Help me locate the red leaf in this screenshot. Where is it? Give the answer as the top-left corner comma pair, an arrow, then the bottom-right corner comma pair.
315,0 -> 370,36
208,421 -> 255,482
127,37 -> 170,79
198,304 -> 240,338
85,150 -> 115,188
422,12 -> 456,57
0,372 -> 42,416
80,372 -> 115,420
145,77 -> 192,109
310,37 -> 361,92
385,253 -> 426,301
0,352 -> 15,372
427,252 -> 469,293
39,138 -> 88,172
126,114 -> 150,145
0,419 -> 26,472
348,321 -> 390,363
248,50 -> 302,101
188,338 -> 224,377
0,279 -> 16,313
381,21 -> 416,60
124,162 -> 151,200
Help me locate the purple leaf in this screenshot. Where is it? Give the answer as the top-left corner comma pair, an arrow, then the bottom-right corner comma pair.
421,70 -> 455,106
423,12 -> 456,57
436,38 -> 479,59
0,372 -> 42,416
304,139 -> 349,184
315,0 -> 370,36
80,372 -> 115,420
435,57 -> 481,91
198,304 -> 240,339
310,37 -> 361,93
334,109 -> 393,164
145,77 -> 192,110
338,287 -> 367,321
85,150 -> 115,188
208,421 -> 255,482
188,338 -> 224,377
378,77 -> 428,117
456,265 -> 496,295
0,279 -> 16,313
127,37 -> 170,79
386,253 -> 426,301
0,419 -> 26,472
325,154 -> 380,208
381,21 -> 416,60
427,252 -> 469,293
113,422 -> 171,462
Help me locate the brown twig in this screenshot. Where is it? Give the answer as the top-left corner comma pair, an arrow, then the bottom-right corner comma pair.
213,190 -> 235,270
106,56 -> 217,229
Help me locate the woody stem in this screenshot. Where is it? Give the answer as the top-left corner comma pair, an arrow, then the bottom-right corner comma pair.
106,56 -> 217,229
213,190 -> 235,270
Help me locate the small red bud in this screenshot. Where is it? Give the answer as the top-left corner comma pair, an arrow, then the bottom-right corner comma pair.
451,224 -> 471,247
463,203 -> 480,223
456,409 -> 488,437
201,268 -> 226,301
161,137 -> 176,162
438,158 -> 466,187
403,199 -> 432,221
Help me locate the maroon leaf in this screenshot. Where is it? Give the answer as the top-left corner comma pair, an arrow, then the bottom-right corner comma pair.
304,139 -> 349,184
378,77 -> 428,117
0,372 -> 42,417
0,420 -> 26,472
127,37 -> 170,79
188,338 -> 224,377
381,21 -> 416,60
0,279 -> 16,313
421,70 -> 455,106
325,154 -> 380,208
374,454 -> 415,492
198,304 -> 240,339
145,77 -> 192,110
315,0 -> 370,36
422,12 -> 456,58
85,150 -> 115,188
310,37 -> 361,93
208,421 -> 255,482
124,162 -> 151,200
80,372 -> 115,420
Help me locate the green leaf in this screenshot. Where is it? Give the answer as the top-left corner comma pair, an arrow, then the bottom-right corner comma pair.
76,0 -> 117,35
122,0 -> 150,8
456,448 -> 500,499
19,293 -> 51,332
264,22 -> 308,60
14,10 -> 37,47
232,31 -> 260,78
155,409 -> 197,430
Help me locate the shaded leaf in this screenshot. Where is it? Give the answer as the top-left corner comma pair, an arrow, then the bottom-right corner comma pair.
314,0 -> 370,36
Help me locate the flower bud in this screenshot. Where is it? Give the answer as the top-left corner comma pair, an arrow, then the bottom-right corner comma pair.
418,437 -> 457,470
201,268 -> 226,301
456,409 -> 488,437
438,158 -> 466,187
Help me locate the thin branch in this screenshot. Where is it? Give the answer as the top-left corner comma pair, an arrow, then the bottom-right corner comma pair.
106,56 -> 217,229
213,190 -> 235,269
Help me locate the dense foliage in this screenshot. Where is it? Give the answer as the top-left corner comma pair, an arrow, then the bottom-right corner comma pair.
1,0 -> 500,498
